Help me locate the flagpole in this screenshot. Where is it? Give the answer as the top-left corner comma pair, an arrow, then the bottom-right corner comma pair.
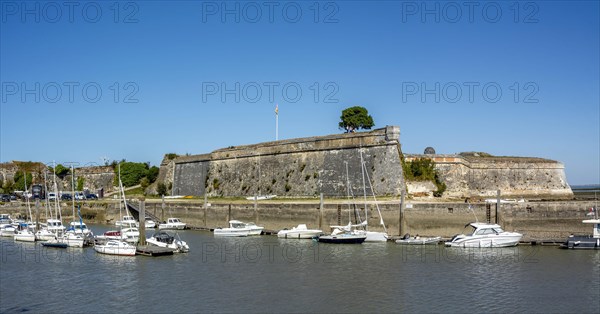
275,104 -> 279,141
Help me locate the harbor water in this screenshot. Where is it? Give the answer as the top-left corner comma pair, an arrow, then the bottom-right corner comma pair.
1,225 -> 599,313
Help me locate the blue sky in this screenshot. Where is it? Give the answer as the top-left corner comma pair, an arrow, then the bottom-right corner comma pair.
1,1 -> 598,185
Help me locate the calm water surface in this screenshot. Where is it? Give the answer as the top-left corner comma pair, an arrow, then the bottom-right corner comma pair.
1,225 -> 599,313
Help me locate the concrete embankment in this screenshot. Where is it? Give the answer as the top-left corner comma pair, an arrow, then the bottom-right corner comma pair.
2,199 -> 595,241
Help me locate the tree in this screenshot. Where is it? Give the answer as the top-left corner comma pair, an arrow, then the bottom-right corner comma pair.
157,183 -> 167,196
77,177 -> 85,191
338,106 -> 374,133
13,171 -> 32,191
115,162 -> 148,187
54,164 -> 70,178
147,166 -> 159,183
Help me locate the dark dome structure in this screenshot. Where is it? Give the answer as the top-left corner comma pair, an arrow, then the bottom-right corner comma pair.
424,147 -> 436,155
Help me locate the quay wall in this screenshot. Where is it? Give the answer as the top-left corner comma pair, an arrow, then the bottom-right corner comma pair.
3,199 -> 593,241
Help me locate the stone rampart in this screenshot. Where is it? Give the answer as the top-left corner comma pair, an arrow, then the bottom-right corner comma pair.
170,126 -> 404,197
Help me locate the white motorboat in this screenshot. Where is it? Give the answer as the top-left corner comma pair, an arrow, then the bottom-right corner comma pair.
277,224 -> 322,239
63,232 -> 84,248
445,223 -> 523,248
158,218 -> 186,230
0,223 -> 17,237
67,221 -> 92,236
0,214 -> 12,224
396,234 -> 442,245
136,217 -> 157,229
213,228 -> 249,237
94,240 -> 137,256
147,231 -> 189,253
237,221 -> 264,235
120,227 -> 140,243
46,219 -> 66,233
116,216 -> 136,227
14,224 -> 36,242
213,220 -> 254,237
35,228 -> 57,241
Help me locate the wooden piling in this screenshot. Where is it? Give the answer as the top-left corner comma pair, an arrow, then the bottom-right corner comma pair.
139,198 -> 146,246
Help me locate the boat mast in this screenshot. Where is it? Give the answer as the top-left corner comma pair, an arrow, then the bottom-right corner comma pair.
360,150 -> 368,231
362,159 -> 388,234
345,161 -> 351,225
52,161 -> 62,224
119,164 -> 132,222
71,165 -> 75,221
43,170 -> 50,220
24,172 -> 32,222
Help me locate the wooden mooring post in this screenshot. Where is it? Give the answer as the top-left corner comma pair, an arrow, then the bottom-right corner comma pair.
138,198 -> 146,246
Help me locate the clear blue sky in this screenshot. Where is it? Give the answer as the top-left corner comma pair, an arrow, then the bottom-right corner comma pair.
1,1 -> 598,185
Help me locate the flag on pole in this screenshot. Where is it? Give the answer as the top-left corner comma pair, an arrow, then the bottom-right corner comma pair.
275,104 -> 279,115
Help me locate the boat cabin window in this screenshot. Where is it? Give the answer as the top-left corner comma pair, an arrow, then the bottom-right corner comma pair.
493,228 -> 504,233
474,228 -> 497,235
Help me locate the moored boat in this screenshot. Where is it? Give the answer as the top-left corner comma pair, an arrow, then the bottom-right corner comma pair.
158,218 -> 186,230
396,234 -> 442,245
277,224 -> 322,239
560,218 -> 600,250
445,223 -> 522,248
317,232 -> 367,244
94,240 -> 137,256
146,231 -> 189,253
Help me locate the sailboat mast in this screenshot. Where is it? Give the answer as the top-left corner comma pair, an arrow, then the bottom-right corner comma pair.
24,172 -> 32,221
53,162 -> 62,223
360,150 -> 368,231
43,170 -> 50,220
71,165 -> 75,221
344,161 -> 352,224
363,160 -> 388,234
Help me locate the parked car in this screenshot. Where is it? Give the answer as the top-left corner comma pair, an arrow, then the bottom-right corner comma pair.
0,194 -> 10,202
86,193 -> 98,200
74,192 -> 86,200
9,194 -> 17,201
61,194 -> 72,200
48,193 -> 57,201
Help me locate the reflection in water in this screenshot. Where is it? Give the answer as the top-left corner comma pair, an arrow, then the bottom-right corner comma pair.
1,225 -> 598,313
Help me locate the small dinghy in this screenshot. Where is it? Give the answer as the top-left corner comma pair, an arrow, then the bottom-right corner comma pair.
395,234 -> 441,245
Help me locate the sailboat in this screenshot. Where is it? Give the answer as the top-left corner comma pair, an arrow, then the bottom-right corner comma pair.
324,153 -> 389,242
14,173 -> 36,242
318,161 -> 367,244
94,165 -> 137,256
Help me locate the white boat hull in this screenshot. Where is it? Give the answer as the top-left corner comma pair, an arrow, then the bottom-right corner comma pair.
64,234 -> 84,248
445,235 -> 522,248
277,230 -> 322,239
14,231 -> 36,242
94,240 -> 137,256
396,237 -> 441,245
363,231 -> 388,242
277,225 -> 322,239
158,224 -> 186,230
214,228 -> 249,237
